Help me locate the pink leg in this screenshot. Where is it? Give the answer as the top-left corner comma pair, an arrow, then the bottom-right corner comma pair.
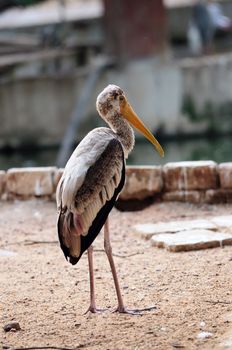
104,218 -> 156,315
84,245 -> 107,314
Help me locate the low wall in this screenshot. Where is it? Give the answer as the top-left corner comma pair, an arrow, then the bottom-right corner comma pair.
1,161 -> 232,206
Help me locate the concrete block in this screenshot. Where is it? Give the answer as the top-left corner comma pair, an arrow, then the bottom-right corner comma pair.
211,216 -> 232,229
205,189 -> 232,204
6,167 -> 57,197
53,168 -> 64,190
0,171 -> 6,196
219,163 -> 232,189
162,190 -> 205,203
134,220 -> 217,239
119,166 -> 163,200
151,230 -> 232,252
163,161 -> 218,191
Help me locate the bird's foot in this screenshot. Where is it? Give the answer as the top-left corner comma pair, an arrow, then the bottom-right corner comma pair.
83,305 -> 109,315
112,305 -> 157,315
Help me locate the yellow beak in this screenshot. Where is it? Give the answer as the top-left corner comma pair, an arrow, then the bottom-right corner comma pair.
120,100 -> 164,157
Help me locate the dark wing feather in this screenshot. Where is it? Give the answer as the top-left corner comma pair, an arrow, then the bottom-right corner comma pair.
57,138 -> 125,265
70,159 -> 125,265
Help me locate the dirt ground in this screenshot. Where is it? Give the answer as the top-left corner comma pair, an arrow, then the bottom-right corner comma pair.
1,199 -> 232,350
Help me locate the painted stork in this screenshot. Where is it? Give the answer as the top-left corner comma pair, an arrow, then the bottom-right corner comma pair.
56,84 -> 164,314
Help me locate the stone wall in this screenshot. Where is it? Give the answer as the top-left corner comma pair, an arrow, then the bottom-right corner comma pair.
0,72 -> 96,146
1,161 -> 232,205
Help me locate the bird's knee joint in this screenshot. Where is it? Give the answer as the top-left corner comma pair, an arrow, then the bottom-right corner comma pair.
104,240 -> 112,255
88,245 -> 94,253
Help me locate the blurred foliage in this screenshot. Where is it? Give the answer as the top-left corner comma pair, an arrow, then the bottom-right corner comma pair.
190,138 -> 232,163
182,94 -> 232,133
0,0 -> 46,12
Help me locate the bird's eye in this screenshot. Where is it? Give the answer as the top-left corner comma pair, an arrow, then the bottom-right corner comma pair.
119,95 -> 124,101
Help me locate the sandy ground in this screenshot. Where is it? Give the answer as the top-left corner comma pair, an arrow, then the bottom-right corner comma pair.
1,199 -> 232,350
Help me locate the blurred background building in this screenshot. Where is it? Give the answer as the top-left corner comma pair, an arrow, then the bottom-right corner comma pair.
0,0 -> 232,167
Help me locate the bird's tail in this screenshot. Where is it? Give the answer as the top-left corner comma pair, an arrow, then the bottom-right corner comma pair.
57,211 -> 81,265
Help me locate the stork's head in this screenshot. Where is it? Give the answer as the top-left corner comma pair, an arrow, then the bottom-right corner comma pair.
96,84 -> 164,158
96,84 -> 125,119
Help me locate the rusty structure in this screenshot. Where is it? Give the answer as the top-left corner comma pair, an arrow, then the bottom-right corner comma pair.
103,0 -> 167,61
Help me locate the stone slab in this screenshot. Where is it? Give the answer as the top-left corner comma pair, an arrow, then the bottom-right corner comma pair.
6,167 -> 57,197
211,216 -> 232,229
205,189 -> 232,204
219,162 -> 232,189
134,220 -> 217,239
151,230 -> 232,252
119,166 -> 163,200
163,161 -> 218,191
162,190 -> 205,203
53,168 -> 64,189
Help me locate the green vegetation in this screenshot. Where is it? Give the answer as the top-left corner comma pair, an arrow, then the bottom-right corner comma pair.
0,0 -> 46,12
182,95 -> 232,133
15,0 -> 46,5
